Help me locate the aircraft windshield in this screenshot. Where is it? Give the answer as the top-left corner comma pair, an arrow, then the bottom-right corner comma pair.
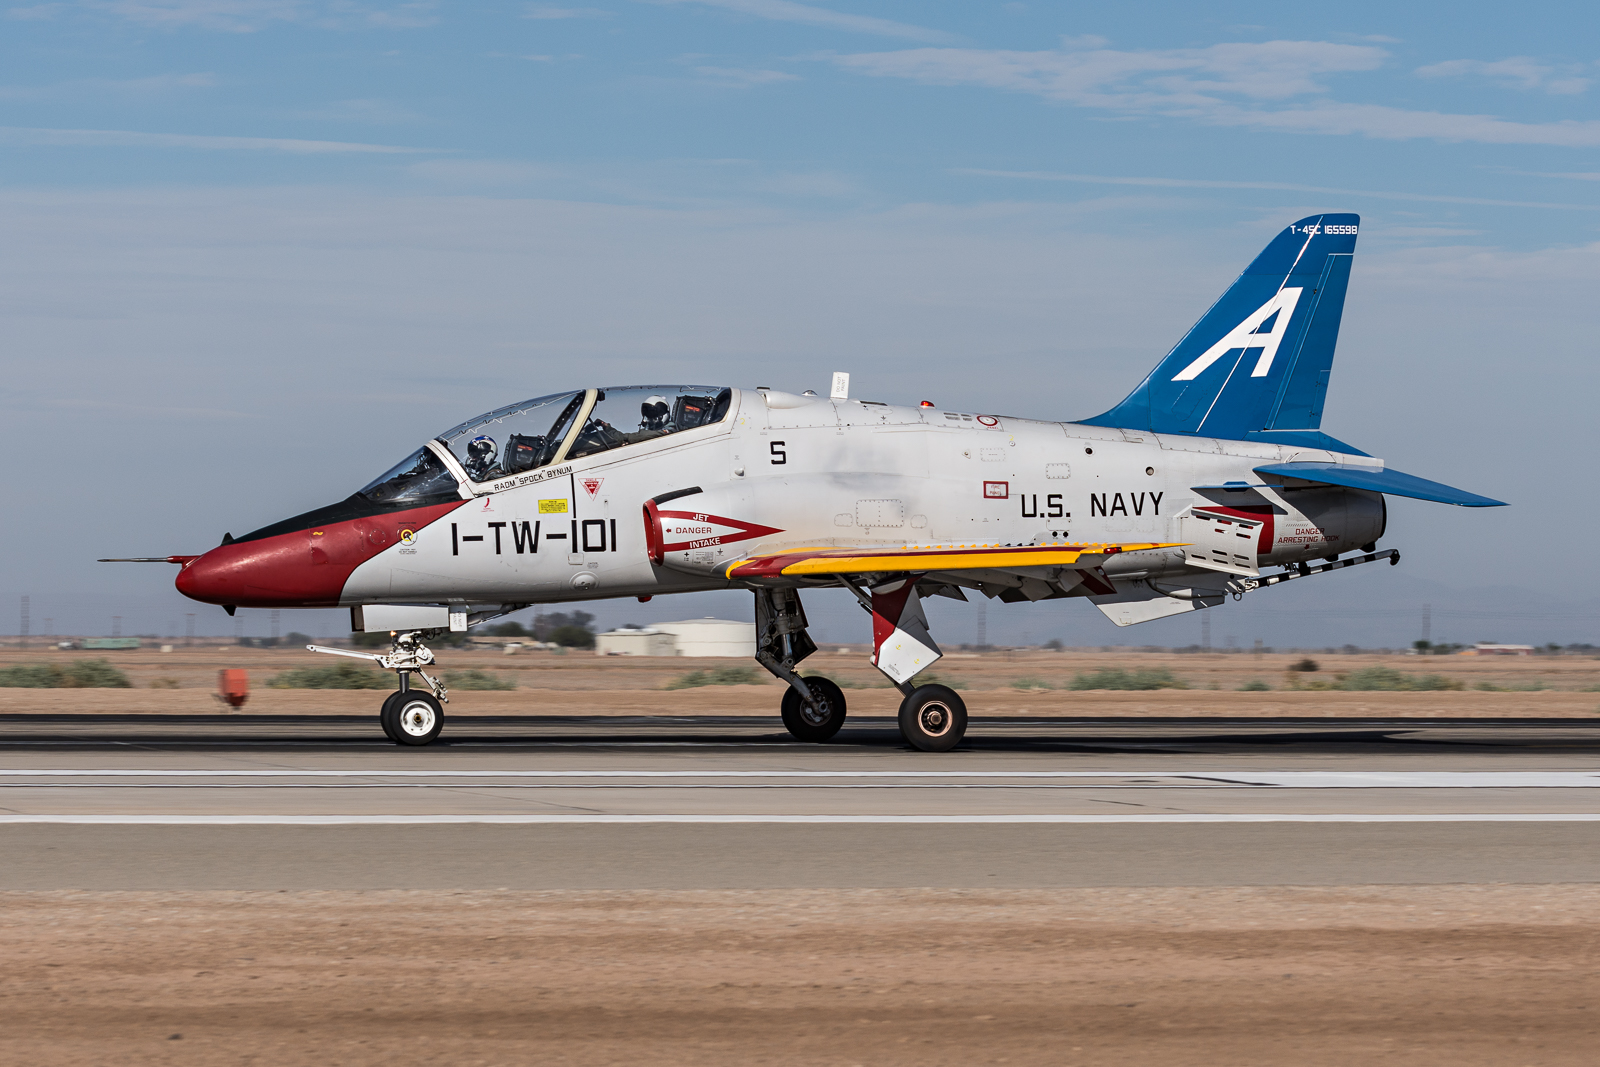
438,386 -> 731,483
357,447 -> 460,507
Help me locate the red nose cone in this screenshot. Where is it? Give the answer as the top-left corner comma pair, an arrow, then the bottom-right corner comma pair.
175,537 -> 348,608
175,500 -> 462,609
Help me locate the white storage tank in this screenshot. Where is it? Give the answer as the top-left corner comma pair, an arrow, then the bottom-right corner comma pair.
655,618 -> 756,658
594,628 -> 677,657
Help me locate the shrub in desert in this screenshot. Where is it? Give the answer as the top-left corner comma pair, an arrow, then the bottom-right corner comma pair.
443,669 -> 517,691
1338,667 -> 1463,692
1068,667 -> 1187,691
664,666 -> 762,689
0,659 -> 132,688
1012,676 -> 1053,691
268,663 -> 391,689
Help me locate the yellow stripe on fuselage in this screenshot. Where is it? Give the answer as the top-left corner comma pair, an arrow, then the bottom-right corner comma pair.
725,542 -> 1181,578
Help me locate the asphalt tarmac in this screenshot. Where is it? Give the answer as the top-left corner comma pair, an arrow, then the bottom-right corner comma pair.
4,713 -> 1600,890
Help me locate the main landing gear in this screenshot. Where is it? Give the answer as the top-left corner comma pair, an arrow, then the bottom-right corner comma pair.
752,583 -> 969,752
754,588 -> 848,743
307,631 -> 449,746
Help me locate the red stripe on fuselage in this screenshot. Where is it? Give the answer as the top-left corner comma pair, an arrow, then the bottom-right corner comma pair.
174,500 -> 463,609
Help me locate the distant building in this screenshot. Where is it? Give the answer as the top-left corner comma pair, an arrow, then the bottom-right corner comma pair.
82,638 -> 141,650
594,628 -> 677,657
1460,643 -> 1535,656
594,618 -> 755,657
656,618 -> 755,657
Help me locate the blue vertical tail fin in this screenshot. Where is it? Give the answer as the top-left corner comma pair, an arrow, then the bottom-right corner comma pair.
1082,214 -> 1360,449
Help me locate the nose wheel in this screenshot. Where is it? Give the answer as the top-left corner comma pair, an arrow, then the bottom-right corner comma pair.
379,691 -> 403,743
382,690 -> 444,746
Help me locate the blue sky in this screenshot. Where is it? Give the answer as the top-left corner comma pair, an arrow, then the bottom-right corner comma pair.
4,1 -> 1598,646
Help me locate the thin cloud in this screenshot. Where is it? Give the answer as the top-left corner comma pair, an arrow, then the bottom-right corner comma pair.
1510,170 -> 1600,181
0,72 -> 216,100
285,97 -> 424,124
644,0 -> 952,43
407,159 -> 561,184
83,0 -> 307,31
70,1 -> 436,32
836,40 -> 1386,103
834,40 -> 1600,147
52,398 -> 259,419
1207,101 -> 1600,145
957,169 -> 1600,211
524,4 -> 611,17
1417,57 -> 1589,95
0,126 -> 433,153
694,65 -> 799,87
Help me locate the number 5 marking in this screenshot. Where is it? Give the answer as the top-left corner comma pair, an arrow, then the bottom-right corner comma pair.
770,441 -> 786,465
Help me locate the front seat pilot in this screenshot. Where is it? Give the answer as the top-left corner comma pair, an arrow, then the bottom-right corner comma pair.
465,434 -> 499,480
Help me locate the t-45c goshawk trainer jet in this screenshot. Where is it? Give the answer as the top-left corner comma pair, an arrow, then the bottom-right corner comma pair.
109,214 -> 1503,750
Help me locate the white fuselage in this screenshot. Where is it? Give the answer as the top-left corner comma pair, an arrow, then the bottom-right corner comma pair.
342,388 -> 1385,608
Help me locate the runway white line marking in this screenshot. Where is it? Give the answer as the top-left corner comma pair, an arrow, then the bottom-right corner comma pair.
4,813 -> 1600,825
3,770 -> 1600,787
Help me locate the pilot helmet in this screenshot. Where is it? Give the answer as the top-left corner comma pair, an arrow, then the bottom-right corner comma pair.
641,395 -> 670,427
467,435 -> 497,468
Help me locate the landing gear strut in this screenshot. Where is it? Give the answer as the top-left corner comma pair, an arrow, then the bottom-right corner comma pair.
307,631 -> 450,746
836,575 -> 969,752
754,588 -> 847,743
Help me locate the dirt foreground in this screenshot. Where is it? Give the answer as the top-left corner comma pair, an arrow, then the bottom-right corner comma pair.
5,885 -> 1599,1066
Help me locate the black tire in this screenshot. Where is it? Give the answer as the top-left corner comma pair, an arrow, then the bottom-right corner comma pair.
379,691 -> 404,743
780,677 -> 847,743
898,684 -> 967,752
382,691 -> 444,746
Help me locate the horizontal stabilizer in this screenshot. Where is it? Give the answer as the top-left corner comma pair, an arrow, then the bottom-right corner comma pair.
1253,462 -> 1506,507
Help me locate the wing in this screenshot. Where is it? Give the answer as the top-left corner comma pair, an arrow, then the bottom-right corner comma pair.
726,539 -> 1183,686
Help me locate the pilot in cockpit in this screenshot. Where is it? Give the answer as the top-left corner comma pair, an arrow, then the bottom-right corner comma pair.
609,395 -> 671,446
576,395 -> 674,454
465,434 -> 501,480
633,395 -> 672,438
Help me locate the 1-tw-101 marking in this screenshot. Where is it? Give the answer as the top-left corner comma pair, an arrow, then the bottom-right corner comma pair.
451,520 -> 620,555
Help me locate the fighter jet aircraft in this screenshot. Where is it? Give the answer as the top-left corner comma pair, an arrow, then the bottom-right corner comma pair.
110,213 -> 1503,750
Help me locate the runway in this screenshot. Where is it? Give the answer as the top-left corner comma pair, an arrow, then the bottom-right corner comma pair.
4,713 -> 1600,889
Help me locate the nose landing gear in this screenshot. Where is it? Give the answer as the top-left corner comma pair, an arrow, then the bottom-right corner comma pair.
307,632 -> 450,746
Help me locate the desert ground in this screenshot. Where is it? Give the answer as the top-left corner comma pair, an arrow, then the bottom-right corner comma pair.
1,644 -> 1596,717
